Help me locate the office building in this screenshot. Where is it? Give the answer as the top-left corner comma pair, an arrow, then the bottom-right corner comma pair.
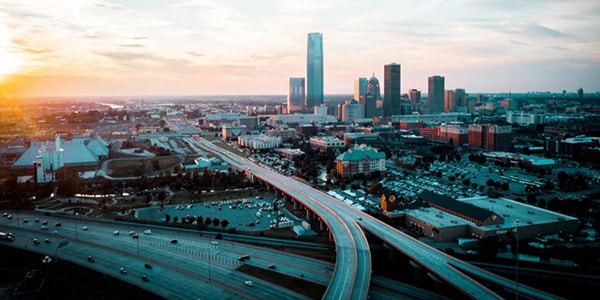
340,99 -> 365,124
428,75 -> 445,114
454,88 -> 467,107
468,124 -> 512,152
365,74 -> 381,118
307,32 -> 324,110
287,77 -> 305,113
384,63 -> 401,116
444,90 -> 455,112
409,89 -> 421,104
354,77 -> 368,105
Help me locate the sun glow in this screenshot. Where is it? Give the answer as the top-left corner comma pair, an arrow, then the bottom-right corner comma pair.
0,25 -> 22,78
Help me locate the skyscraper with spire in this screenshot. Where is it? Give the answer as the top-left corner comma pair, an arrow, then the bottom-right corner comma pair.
306,32 -> 324,111
365,74 -> 380,118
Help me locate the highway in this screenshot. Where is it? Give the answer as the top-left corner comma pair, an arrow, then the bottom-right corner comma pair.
1,211 -> 441,300
197,138 -> 372,300
0,213 -> 322,300
196,137 -> 563,300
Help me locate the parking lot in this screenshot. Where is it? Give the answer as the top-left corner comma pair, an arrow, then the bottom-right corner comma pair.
135,197 -> 299,232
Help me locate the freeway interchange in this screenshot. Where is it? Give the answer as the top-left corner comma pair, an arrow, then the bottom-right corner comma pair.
197,137 -> 563,300
0,136 -> 565,299
1,211 -> 448,300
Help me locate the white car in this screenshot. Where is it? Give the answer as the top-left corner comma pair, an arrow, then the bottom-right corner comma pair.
211,241 -> 219,245
244,280 -> 254,287
144,230 -> 152,235
113,231 -> 119,236
81,226 -> 88,231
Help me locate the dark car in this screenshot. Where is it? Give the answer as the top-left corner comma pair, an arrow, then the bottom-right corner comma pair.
33,238 -> 40,245
54,222 -> 62,227
87,256 -> 95,262
132,233 -> 139,239
238,255 -> 250,261
170,239 -> 178,244
141,275 -> 149,282
144,263 -> 152,269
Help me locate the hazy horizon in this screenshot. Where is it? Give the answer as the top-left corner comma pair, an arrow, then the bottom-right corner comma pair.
1,1 -> 599,98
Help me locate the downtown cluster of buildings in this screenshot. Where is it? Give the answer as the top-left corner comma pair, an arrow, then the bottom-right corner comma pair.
286,33 -> 475,122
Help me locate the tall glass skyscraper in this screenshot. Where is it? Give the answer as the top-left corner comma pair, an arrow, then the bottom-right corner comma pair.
428,75 -> 445,114
384,63 -> 401,116
307,32 -> 323,110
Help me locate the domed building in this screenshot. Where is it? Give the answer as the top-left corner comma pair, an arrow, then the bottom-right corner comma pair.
365,74 -> 380,118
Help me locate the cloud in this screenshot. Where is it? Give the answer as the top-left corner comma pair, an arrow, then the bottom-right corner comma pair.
92,1 -> 130,11
118,43 -> 145,48
129,36 -> 148,40
10,38 -> 52,54
186,51 -> 204,57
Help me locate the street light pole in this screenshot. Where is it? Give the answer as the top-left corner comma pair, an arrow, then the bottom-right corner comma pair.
42,255 -> 52,299
75,213 -> 78,239
514,219 -> 520,300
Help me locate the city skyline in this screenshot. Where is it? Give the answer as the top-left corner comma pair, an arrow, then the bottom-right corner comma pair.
0,0 -> 599,98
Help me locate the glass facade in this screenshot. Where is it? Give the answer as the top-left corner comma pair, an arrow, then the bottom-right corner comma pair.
307,32 -> 323,110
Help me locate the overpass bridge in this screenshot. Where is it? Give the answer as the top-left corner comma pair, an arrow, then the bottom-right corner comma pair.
197,137 -> 563,300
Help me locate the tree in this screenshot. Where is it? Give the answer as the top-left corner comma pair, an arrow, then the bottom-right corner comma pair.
165,214 -> 171,223
204,217 -> 212,227
221,219 -> 229,228
212,218 -> 220,227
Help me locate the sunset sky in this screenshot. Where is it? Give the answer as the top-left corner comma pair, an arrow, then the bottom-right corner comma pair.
1,0 -> 599,98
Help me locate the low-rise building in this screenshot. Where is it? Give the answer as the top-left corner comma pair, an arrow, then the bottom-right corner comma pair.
237,135 -> 281,150
401,191 -> 579,243
310,136 -> 346,152
336,144 -> 386,178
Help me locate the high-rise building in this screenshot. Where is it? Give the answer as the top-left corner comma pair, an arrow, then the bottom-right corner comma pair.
428,75 -> 445,114
307,32 -> 324,110
454,88 -> 467,107
384,63 -> 401,116
409,89 -> 421,104
444,90 -> 455,112
287,77 -> 305,114
365,74 -> 381,118
354,77 -> 368,104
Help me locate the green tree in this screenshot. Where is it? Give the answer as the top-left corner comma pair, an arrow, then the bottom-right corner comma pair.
221,219 -> 229,228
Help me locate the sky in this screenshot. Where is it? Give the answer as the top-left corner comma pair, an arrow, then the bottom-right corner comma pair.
0,0 -> 599,98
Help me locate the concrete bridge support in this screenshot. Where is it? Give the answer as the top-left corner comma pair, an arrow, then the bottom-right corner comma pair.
427,272 -> 450,295
409,260 -> 426,282
304,207 -> 315,221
